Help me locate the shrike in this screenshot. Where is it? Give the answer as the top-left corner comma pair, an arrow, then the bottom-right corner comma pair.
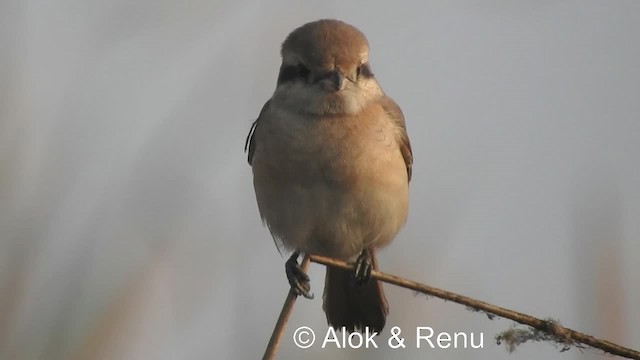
245,19 -> 412,333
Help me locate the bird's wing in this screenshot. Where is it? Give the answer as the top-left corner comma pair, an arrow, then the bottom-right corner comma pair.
380,96 -> 413,182
244,100 -> 271,165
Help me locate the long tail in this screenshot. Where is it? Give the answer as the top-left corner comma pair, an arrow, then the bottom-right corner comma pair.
323,248 -> 389,333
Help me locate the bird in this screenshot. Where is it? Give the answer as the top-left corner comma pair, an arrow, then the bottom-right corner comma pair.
245,19 -> 412,334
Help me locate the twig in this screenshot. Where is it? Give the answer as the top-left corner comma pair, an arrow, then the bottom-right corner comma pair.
308,254 -> 640,360
262,255 -> 310,360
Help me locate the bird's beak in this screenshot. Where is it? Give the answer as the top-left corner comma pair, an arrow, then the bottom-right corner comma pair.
318,70 -> 345,92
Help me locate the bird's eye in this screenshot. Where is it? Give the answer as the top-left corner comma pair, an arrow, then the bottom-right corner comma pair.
357,63 -> 373,78
277,64 -> 311,85
296,64 -> 310,78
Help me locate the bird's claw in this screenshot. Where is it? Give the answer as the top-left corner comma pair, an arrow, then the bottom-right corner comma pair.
353,249 -> 372,286
286,253 -> 314,299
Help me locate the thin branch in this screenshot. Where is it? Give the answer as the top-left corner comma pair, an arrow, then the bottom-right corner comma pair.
262,255 -> 310,360
308,254 -> 640,360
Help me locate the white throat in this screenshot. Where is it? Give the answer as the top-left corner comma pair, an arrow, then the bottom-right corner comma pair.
271,79 -> 383,116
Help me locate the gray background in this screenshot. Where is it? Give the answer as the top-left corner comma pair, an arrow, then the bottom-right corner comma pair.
1,1 -> 639,359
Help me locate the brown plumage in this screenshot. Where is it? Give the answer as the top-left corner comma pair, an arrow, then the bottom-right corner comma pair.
282,20 -> 369,72
246,19 -> 412,334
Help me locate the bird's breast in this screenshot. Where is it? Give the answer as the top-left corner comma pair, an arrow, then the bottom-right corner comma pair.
251,102 -> 408,258
253,103 -> 403,185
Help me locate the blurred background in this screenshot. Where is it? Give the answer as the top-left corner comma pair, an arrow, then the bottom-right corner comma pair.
1,1 -> 639,359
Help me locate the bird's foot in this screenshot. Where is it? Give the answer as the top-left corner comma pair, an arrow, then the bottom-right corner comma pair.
285,252 -> 314,299
353,248 -> 372,286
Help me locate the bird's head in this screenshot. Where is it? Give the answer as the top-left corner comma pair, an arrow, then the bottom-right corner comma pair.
272,19 -> 383,115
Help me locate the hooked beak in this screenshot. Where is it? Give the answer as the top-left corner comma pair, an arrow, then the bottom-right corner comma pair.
317,70 -> 345,92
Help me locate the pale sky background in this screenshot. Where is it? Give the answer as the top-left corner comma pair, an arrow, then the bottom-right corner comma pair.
1,1 -> 639,359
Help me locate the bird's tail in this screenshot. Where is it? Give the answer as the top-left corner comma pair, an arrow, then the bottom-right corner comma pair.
323,249 -> 389,334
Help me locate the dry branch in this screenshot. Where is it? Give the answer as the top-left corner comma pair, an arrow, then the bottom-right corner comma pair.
263,254 -> 640,360
310,255 -> 640,359
262,256 -> 310,360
